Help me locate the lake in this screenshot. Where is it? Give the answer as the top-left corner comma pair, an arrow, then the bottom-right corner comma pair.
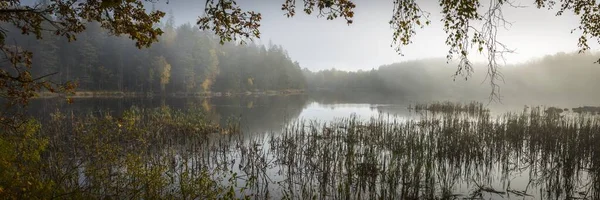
29,93 -> 539,132
27,94 -> 600,199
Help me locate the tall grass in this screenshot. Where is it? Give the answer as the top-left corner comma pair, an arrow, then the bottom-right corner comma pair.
266,106 -> 600,199
2,102 -> 600,199
2,106 -> 250,199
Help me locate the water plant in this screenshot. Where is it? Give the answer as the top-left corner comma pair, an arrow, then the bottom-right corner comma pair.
3,102 -> 600,199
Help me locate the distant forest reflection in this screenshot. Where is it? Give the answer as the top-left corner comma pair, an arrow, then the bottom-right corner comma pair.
30,94 -> 307,134
23,97 -> 600,199
29,91 -> 597,135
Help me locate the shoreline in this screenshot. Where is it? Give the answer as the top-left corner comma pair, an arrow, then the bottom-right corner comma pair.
36,89 -> 306,99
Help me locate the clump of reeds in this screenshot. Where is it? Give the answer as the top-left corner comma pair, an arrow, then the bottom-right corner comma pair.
266,106 -> 600,199
410,101 -> 489,116
544,106 -> 564,114
572,106 -> 600,114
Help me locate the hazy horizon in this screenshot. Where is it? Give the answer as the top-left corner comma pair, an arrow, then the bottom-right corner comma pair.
151,0 -> 598,71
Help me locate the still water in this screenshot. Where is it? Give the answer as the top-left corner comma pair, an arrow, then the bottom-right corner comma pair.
30,94 -> 600,199
30,93 -> 530,131
31,94 -> 410,132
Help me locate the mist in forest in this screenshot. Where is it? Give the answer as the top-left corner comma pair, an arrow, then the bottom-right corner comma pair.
7,0 -> 600,104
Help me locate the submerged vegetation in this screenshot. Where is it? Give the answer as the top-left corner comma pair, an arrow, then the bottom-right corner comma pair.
2,102 -> 600,199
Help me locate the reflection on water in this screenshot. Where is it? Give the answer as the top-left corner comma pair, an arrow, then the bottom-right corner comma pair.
299,103 -> 383,122
28,94 -> 537,130
30,94 -> 416,134
219,107 -> 600,199
29,96 -> 600,199
30,95 -> 310,135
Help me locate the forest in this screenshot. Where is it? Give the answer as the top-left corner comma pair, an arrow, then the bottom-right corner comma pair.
4,14 -> 306,95
5,13 -> 600,103
304,52 -> 600,103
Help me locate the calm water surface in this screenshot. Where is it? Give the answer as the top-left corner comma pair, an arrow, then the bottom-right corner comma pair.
30,94 -> 600,199
30,94 -> 534,131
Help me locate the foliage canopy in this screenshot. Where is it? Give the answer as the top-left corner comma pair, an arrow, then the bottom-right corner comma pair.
0,0 -> 164,125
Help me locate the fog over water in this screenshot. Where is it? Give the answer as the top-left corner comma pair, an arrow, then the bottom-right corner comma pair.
154,0 -> 598,71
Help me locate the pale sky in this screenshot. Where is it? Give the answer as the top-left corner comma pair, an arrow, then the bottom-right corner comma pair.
156,0 -> 592,71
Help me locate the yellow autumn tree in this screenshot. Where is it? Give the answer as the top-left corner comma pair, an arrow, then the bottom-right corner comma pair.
153,56 -> 171,94
201,49 -> 220,92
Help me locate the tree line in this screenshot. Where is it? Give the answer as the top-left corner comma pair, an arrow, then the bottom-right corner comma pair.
5,12 -> 599,102
3,14 -> 306,95
304,52 -> 600,103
